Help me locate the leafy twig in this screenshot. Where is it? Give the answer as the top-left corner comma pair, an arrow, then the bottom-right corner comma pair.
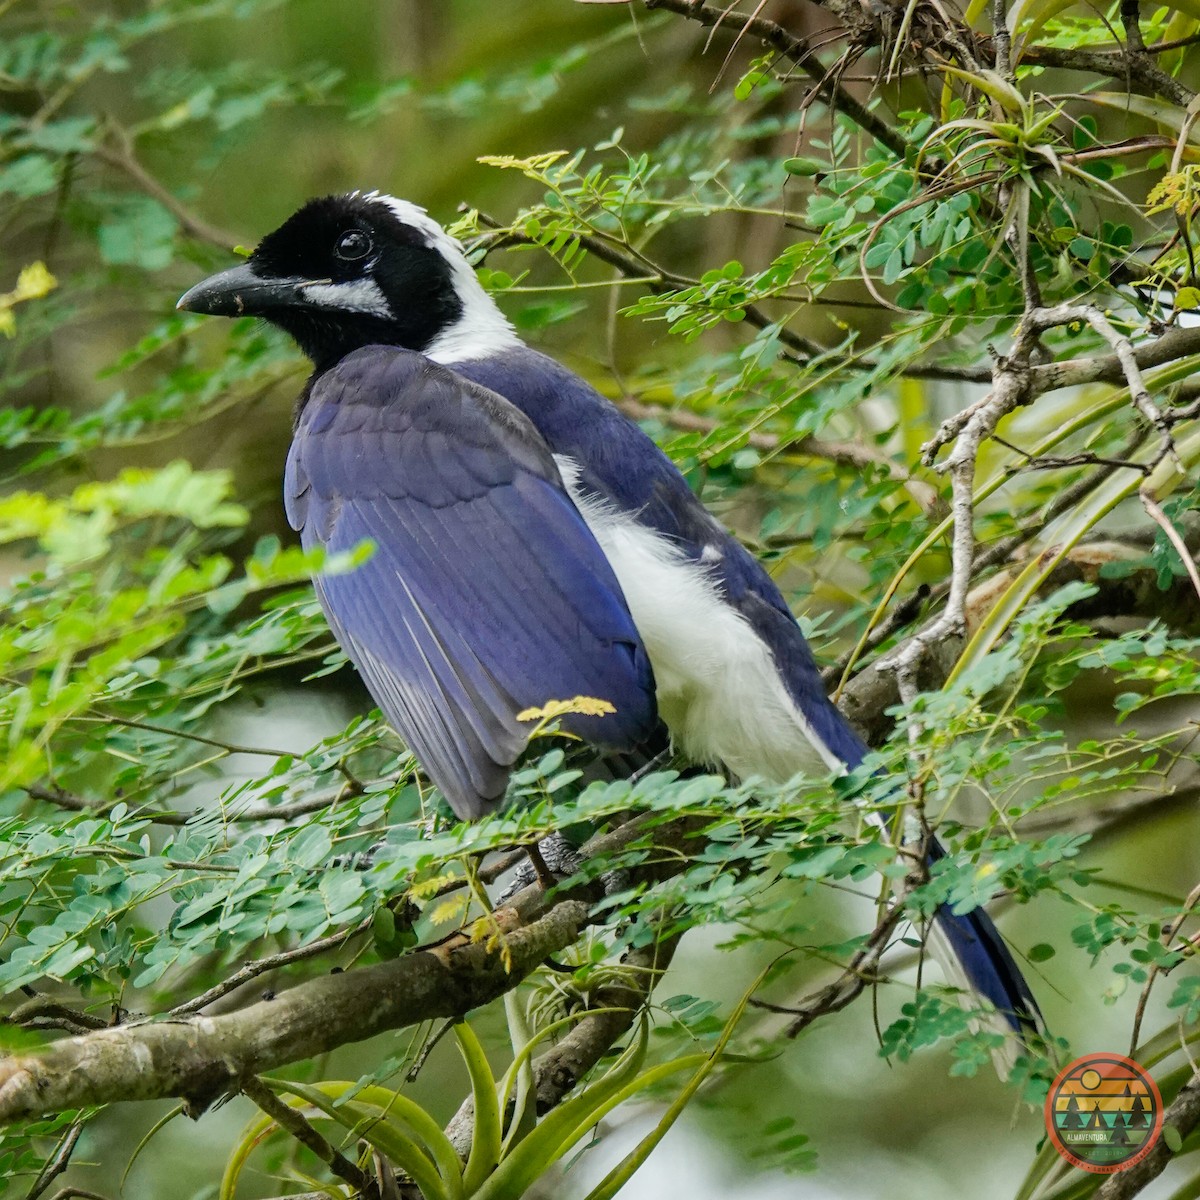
169,919 -> 373,1016
93,127 -> 243,252
1140,492 -> 1200,603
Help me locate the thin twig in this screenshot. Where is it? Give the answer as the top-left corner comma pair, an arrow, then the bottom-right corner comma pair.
616,394 -> 939,510
1129,878 -> 1200,1053
25,1121 -> 83,1200
25,778 -> 369,828
1142,491 -> 1200,602
473,219 -> 993,384
92,129 -> 243,252
241,1076 -> 375,1197
643,0 -> 909,158
768,903 -> 907,1036
170,918 -> 372,1016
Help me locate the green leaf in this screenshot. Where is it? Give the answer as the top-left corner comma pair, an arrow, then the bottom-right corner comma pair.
456,1022 -> 502,1193
97,197 -> 180,271
782,157 -> 827,176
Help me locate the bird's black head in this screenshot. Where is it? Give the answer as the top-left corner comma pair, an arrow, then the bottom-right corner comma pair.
178,192 -> 513,373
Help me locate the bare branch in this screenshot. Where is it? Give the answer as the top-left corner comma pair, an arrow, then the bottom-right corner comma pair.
767,902 -> 907,1036
5,994 -> 109,1035
1029,323 -> 1200,397
1004,22 -> 1197,107
25,1121 -> 83,1200
241,1075 -> 375,1197
880,328 -> 1040,704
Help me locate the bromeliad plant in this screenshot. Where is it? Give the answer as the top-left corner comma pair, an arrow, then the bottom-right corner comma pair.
218,977 -> 762,1200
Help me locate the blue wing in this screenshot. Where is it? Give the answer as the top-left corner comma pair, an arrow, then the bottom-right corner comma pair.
285,346 -> 658,818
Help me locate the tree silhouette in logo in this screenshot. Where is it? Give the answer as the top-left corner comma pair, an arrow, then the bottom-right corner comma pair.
1060,1096 -> 1083,1130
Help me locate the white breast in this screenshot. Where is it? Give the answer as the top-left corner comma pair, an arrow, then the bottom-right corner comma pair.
555,457 -> 841,782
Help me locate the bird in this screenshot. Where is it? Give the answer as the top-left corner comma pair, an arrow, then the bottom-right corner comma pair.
177,189 -> 1041,1045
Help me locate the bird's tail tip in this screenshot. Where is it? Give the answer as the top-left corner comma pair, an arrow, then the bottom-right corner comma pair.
922,838 -> 1046,1076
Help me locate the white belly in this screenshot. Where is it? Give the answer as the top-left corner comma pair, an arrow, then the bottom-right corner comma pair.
555,457 -> 841,782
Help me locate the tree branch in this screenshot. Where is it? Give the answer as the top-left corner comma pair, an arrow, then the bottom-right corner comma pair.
0,895 -> 591,1122
1095,1068 -> 1200,1199
241,1075 -> 375,1197
1008,30 -> 1197,106
93,133 -> 243,253
25,1121 -> 84,1200
641,0 -> 909,159
1029,323 -> 1200,397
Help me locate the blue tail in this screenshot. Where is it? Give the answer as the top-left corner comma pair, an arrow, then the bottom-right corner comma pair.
816,709 -> 1042,1041
925,838 -> 1043,1036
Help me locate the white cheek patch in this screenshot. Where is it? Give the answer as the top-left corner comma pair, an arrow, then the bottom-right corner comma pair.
300,278 -> 391,318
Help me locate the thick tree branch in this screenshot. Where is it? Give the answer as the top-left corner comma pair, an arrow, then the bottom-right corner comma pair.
0,813 -> 701,1127
1030,323 -> 1200,396
0,896 -> 591,1122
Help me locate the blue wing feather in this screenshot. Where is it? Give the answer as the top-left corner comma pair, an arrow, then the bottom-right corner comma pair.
287,346 -> 658,817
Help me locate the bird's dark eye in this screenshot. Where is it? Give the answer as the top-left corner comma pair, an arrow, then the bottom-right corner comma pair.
335,229 -> 372,261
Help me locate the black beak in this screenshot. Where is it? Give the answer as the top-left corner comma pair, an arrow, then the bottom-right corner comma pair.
177,262 -> 304,317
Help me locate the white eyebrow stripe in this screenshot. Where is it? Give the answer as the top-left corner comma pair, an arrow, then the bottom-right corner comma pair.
301,278 -> 391,317
361,192 -> 521,363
